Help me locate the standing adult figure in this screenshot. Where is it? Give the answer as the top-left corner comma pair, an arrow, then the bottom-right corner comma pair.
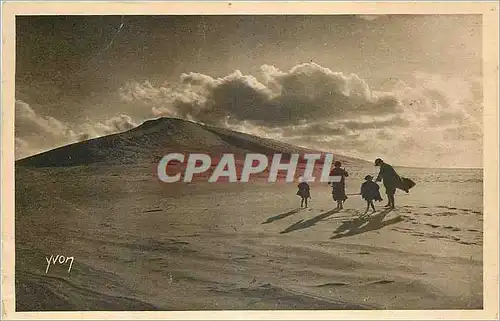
374,158 -> 404,209
329,161 -> 349,209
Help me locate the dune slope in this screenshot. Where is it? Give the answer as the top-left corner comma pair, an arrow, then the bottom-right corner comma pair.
16,117 -> 365,168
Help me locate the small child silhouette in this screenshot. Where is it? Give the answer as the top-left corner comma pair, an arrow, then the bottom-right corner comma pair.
296,180 -> 311,208
360,175 -> 383,214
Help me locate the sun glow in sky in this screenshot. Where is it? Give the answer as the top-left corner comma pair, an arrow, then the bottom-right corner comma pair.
15,14 -> 482,168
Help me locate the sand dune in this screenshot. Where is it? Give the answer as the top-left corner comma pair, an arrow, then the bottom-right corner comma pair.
16,117 -> 363,168
14,119 -> 483,311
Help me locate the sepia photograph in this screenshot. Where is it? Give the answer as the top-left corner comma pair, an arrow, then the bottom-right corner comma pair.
2,2 -> 499,319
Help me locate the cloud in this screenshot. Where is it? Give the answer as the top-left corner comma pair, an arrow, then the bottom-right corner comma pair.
283,123 -> 349,137
338,116 -> 410,130
16,62 -> 482,168
15,100 -> 77,140
121,63 -> 402,127
15,100 -> 137,159
91,114 -> 138,135
15,100 -> 79,159
15,137 -> 34,160
117,63 -> 482,167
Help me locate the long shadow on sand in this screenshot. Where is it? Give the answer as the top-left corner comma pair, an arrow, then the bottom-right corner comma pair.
330,209 -> 403,239
262,208 -> 304,224
280,208 -> 341,234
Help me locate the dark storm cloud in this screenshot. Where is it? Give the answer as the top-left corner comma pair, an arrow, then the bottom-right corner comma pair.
118,62 -> 482,169
123,63 -> 403,126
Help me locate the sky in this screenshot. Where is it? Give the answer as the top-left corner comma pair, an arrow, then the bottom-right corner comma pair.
15,14 -> 483,168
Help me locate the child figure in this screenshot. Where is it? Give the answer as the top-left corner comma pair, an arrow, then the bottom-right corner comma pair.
329,161 -> 349,209
360,175 -> 383,214
296,180 -> 311,208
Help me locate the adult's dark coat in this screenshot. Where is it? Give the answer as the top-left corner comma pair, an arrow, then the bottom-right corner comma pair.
376,163 -> 416,193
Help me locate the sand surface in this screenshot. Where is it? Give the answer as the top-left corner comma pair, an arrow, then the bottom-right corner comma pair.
15,163 -> 483,311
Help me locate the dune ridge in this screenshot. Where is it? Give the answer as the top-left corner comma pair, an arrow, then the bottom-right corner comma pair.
16,117 -> 365,168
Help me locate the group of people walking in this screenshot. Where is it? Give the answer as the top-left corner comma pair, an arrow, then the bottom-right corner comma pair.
296,158 -> 415,213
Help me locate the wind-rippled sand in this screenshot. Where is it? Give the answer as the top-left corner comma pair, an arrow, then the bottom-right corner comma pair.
15,164 -> 483,311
